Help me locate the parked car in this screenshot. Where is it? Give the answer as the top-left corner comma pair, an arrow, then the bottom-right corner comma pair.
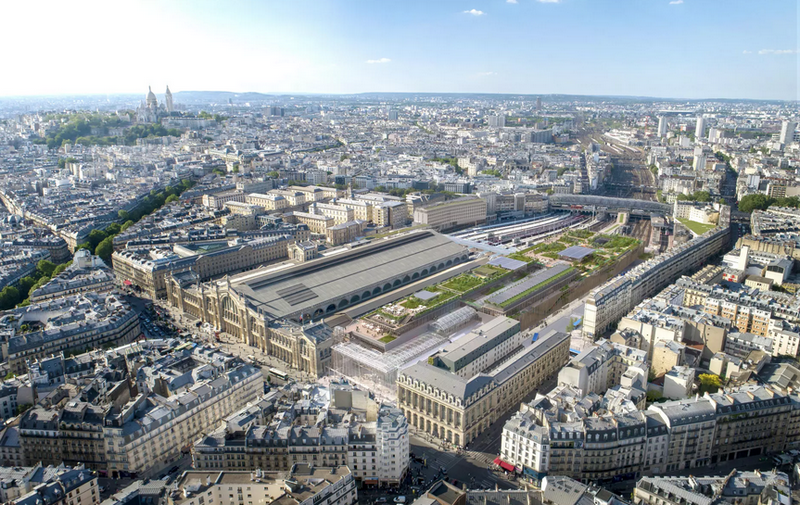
394,497 -> 406,503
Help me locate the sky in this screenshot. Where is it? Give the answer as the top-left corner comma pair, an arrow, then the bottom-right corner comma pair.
2,0 -> 797,100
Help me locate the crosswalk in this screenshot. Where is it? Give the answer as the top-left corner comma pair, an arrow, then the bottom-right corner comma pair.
465,450 -> 496,465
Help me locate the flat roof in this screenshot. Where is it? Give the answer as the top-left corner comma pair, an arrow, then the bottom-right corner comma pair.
558,246 -> 596,261
232,230 -> 466,319
489,256 -> 527,271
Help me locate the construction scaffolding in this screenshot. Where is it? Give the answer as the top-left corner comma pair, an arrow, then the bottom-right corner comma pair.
330,331 -> 449,403
430,306 -> 478,334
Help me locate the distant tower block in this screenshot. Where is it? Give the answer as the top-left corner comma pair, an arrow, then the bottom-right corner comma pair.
658,116 -> 667,137
165,85 -> 174,113
536,97 -> 542,110
695,116 -> 706,139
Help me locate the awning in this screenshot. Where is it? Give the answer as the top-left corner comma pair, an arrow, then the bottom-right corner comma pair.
123,280 -> 132,286
493,457 -> 515,472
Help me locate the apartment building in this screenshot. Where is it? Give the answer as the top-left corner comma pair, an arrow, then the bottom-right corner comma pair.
707,387 -> 792,463
557,339 -> 647,397
29,250 -> 114,302
172,466 -> 356,505
193,387 -> 409,487
634,471 -> 790,505
9,466 -> 99,505
5,293 -> 140,375
648,398 -> 717,471
584,227 -> 729,340
397,331 -> 570,447
103,365 -> 263,478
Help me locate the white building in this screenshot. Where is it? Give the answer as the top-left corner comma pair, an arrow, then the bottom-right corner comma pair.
662,365 -> 694,399
695,116 -> 706,139
657,116 -> 667,137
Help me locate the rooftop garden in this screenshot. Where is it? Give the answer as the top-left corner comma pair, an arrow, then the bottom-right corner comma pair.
363,265 -> 511,329
497,266 -> 576,308
676,218 -> 716,235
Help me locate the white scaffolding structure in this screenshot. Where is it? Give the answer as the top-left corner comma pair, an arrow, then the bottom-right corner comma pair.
330,331 -> 448,403
430,306 -> 478,334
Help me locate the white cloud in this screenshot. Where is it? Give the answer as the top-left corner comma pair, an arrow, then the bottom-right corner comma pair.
537,0 -> 562,3
758,49 -> 798,55
463,9 -> 485,15
742,50 -> 753,54
669,0 -> 683,4
507,0 -> 518,3
477,71 -> 497,76
366,57 -> 391,64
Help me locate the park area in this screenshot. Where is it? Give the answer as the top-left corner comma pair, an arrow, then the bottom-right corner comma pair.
508,230 -> 640,274
362,264 -> 509,331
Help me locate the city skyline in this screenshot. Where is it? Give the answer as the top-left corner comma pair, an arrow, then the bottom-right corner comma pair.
1,0 -> 797,100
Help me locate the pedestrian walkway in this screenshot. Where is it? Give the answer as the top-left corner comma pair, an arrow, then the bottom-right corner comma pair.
466,450 -> 496,465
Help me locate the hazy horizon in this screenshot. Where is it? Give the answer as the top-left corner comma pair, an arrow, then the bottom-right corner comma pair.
2,0 -> 797,101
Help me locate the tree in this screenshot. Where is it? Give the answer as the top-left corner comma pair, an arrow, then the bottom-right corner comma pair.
121,220 -> 135,231
105,223 -> 122,235
30,276 -> 50,293
698,373 -> 722,395
17,276 -> 36,296
87,229 -> 108,250
693,191 -> 711,202
37,260 -> 56,278
0,286 -> 20,310
267,171 -> 280,179
95,236 -> 114,263
738,194 -> 772,213
118,209 -> 129,221
52,262 -> 70,276
718,198 -> 726,206
646,391 -> 662,403
165,194 -> 179,204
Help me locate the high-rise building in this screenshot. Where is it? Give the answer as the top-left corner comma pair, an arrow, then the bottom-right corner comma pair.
695,116 -> 706,139
488,115 -> 506,128
536,97 -> 542,110
657,116 -> 667,137
165,85 -> 174,112
388,110 -> 399,121
779,119 -> 797,144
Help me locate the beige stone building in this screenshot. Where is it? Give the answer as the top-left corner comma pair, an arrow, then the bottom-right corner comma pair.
312,202 -> 354,225
269,190 -> 305,207
202,191 -> 245,209
246,193 -> 288,211
412,197 -> 487,232
396,331 -> 569,447
113,235 -> 294,299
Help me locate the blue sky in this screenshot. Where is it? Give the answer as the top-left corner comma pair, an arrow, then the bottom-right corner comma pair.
2,0 -> 797,100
